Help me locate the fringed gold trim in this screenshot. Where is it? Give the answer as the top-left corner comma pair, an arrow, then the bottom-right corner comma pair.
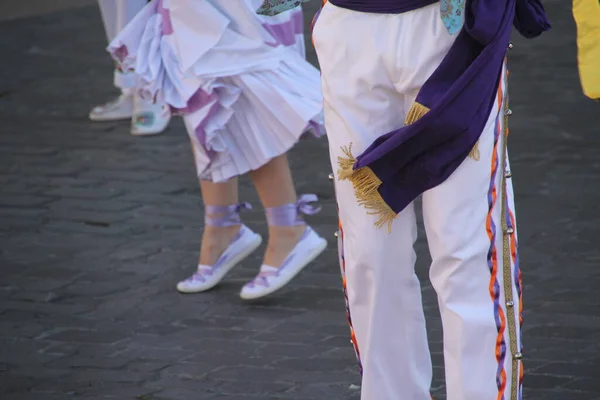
337,144 -> 356,181
404,102 -> 430,125
468,141 -> 480,161
337,143 -> 397,233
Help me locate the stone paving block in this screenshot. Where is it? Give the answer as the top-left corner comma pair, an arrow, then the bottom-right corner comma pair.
150,388 -> 215,400
209,379 -> 295,397
44,186 -> 124,200
41,220 -> 132,236
535,362 -> 600,380
273,357 -> 351,373
523,388 -> 600,400
0,339 -> 65,366
143,376 -> 219,393
524,373 -> 578,390
48,198 -> 143,212
45,355 -> 131,370
287,383 -> 360,398
41,329 -> 129,344
2,394 -> 73,400
0,194 -> 56,208
564,378 -> 600,393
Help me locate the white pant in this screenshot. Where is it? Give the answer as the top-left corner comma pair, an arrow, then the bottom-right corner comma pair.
314,3 -> 523,400
97,0 -> 147,90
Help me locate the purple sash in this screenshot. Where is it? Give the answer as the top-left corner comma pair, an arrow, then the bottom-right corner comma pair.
329,0 -> 437,13
336,0 -> 550,230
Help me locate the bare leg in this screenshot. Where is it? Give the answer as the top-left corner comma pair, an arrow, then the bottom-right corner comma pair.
248,154 -> 306,267
198,178 -> 242,265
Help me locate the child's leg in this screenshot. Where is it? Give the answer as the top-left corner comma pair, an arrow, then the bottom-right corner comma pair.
176,177 -> 262,294
92,0 -> 171,134
198,178 -> 242,265
240,154 -> 327,300
97,0 -> 147,43
97,0 -> 146,94
247,154 -> 305,267
177,155 -> 326,297
91,0 -> 142,122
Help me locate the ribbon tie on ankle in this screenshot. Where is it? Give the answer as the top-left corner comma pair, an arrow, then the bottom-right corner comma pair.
205,202 -> 252,227
235,202 -> 252,213
265,194 -> 321,226
296,194 -> 321,215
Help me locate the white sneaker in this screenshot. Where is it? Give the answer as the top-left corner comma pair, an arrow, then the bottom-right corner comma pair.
240,226 -> 327,300
176,225 -> 262,294
130,95 -> 172,136
89,93 -> 134,121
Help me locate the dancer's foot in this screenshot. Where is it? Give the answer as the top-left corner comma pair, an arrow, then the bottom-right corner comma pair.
240,225 -> 326,300
199,224 -> 243,266
262,225 -> 307,267
89,93 -> 133,121
130,95 -> 171,136
177,204 -> 261,294
89,92 -> 171,136
240,195 -> 327,300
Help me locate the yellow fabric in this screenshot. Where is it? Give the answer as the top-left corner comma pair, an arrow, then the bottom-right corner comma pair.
573,0 -> 600,100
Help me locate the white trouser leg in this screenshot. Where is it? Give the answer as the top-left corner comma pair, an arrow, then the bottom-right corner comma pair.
423,64 -> 522,400
313,3 -> 455,399
97,0 -> 147,91
314,2 -> 522,400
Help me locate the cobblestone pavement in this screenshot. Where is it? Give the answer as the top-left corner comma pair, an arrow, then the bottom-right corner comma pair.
0,0 -> 96,21
1,1 -> 599,399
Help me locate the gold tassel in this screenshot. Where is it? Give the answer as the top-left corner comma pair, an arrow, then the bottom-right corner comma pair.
336,143 -> 397,233
406,100 -> 479,161
468,141 -> 480,161
404,102 -> 430,125
337,144 -> 356,181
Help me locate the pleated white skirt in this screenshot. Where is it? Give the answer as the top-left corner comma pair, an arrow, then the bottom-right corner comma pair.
108,0 -> 324,181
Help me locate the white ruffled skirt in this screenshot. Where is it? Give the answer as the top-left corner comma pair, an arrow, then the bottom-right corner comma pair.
108,0 -> 325,182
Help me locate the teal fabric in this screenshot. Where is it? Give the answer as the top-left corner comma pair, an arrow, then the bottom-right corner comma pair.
256,0 -> 311,16
440,0 -> 466,35
256,0 -> 465,34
